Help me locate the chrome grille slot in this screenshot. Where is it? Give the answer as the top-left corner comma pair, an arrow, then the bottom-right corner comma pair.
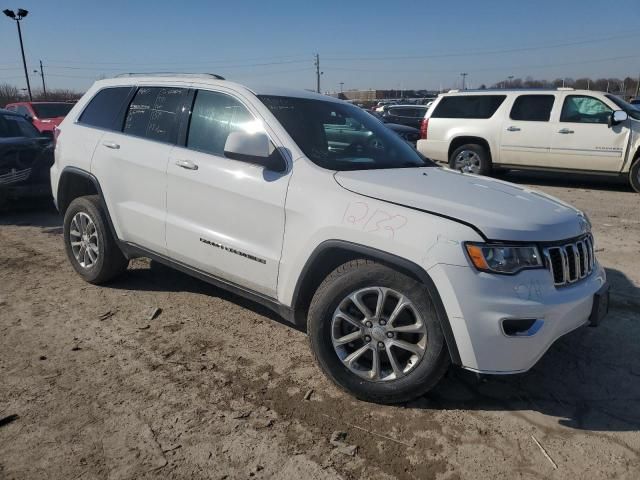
543,235 -> 594,287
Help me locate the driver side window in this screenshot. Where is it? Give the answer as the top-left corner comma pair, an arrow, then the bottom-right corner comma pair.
560,95 -> 612,124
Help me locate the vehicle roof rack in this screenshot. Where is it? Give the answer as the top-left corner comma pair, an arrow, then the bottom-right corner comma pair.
446,87 -> 577,93
114,72 -> 225,80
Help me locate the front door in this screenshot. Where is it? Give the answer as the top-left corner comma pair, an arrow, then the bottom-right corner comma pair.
165,89 -> 290,297
499,94 -> 556,167
550,94 -> 630,172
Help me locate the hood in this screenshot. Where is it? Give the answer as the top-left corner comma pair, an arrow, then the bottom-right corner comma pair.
334,167 -> 587,242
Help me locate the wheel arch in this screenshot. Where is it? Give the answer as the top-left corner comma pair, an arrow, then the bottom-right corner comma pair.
448,136 -> 493,164
290,240 -> 462,365
57,166 -> 123,249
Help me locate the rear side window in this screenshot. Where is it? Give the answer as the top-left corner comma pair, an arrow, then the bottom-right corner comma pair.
0,114 -> 39,138
123,87 -> 189,144
431,95 -> 506,119
510,95 -> 555,121
560,95 -> 612,124
78,87 -> 132,130
186,90 -> 258,156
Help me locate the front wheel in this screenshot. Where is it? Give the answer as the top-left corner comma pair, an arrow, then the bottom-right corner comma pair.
307,260 -> 450,404
630,159 -> 640,193
449,143 -> 491,175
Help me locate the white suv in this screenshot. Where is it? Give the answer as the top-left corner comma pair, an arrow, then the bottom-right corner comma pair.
50,75 -> 609,403
417,88 -> 640,192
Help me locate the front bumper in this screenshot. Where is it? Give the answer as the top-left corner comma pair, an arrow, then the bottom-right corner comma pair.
428,262 -> 607,373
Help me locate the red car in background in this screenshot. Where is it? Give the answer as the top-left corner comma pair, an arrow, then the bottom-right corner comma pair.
4,101 -> 74,133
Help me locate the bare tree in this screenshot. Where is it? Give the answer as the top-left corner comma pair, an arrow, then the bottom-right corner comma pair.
0,83 -> 21,106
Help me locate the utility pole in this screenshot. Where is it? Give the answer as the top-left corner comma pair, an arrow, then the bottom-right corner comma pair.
339,82 -> 344,94
635,73 -> 640,99
460,72 -> 468,90
3,9 -> 32,101
314,53 -> 321,94
38,60 -> 47,99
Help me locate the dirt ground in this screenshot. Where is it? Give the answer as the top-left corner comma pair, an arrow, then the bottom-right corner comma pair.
1,171 -> 639,480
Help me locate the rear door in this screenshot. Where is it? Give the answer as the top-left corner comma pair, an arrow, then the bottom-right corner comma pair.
165,88 -> 290,297
91,85 -> 191,254
549,94 -> 630,172
499,94 -> 556,167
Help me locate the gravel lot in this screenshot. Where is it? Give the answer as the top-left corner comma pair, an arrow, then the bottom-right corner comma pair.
1,171 -> 639,480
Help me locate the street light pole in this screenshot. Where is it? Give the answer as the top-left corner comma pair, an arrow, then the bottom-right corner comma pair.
3,9 -> 32,101
39,60 -> 47,98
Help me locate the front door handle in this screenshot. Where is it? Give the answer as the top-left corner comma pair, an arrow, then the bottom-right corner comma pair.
175,159 -> 198,170
102,141 -> 120,149
506,126 -> 521,132
558,128 -> 574,134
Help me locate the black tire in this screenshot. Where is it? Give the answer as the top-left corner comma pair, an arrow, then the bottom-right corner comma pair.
630,158 -> 640,193
449,143 -> 492,176
308,259 -> 450,404
63,195 -> 128,284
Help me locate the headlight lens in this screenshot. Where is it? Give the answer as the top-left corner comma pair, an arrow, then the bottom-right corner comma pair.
465,243 -> 542,274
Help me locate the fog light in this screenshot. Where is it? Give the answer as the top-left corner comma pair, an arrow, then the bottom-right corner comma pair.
502,318 -> 543,337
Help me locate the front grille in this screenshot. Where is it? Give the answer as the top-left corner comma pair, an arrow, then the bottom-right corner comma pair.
0,168 -> 31,186
543,235 -> 594,287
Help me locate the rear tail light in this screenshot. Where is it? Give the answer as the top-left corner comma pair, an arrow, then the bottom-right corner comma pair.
419,118 -> 429,140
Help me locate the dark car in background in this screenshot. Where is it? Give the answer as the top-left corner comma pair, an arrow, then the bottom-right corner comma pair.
0,108 -> 54,207
382,105 -> 428,129
368,110 -> 421,145
4,101 -> 74,133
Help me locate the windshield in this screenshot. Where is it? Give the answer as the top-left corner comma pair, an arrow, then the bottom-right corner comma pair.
605,95 -> 640,120
0,113 -> 41,138
32,103 -> 73,119
258,95 -> 432,171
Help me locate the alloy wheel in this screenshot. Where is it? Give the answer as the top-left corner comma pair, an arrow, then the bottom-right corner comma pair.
454,150 -> 481,174
331,287 -> 427,382
69,212 -> 99,268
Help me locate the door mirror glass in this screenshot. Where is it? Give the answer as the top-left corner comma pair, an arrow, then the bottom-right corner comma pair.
609,110 -> 628,127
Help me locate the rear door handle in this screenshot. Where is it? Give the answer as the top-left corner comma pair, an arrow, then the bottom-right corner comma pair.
102,141 -> 120,149
175,159 -> 198,170
558,128 -> 574,134
506,126 -> 521,132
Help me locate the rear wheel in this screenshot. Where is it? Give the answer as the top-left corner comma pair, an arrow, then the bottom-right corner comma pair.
630,158 -> 640,193
449,143 -> 491,175
63,195 -> 128,284
308,260 -> 450,404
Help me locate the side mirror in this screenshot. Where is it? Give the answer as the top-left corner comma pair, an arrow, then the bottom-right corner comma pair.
609,110 -> 628,127
224,131 -> 285,172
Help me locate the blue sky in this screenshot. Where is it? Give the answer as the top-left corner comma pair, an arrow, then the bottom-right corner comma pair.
1,0 -> 639,93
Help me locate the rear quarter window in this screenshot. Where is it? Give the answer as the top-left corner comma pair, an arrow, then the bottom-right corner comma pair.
431,95 -> 506,119
78,87 -> 133,130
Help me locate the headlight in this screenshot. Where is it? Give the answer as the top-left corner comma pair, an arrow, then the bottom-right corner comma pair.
464,242 -> 543,274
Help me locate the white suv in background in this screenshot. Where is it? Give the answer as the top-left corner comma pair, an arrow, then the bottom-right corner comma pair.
50,75 -> 609,403
417,88 -> 640,192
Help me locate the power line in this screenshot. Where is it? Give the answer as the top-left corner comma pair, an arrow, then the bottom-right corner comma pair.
41,56 -> 310,68
322,31 -> 640,62
324,53 -> 640,74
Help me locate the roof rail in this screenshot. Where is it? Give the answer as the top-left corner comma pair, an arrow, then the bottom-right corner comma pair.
114,72 -> 225,80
